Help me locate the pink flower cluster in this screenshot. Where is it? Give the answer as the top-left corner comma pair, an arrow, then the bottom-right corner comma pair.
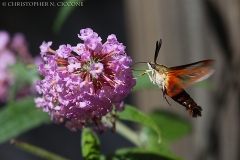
0,31 -> 42,102
35,28 -> 136,132
0,31 -> 16,101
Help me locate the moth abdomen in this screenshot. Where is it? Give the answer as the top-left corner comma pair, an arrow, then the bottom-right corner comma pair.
171,90 -> 202,117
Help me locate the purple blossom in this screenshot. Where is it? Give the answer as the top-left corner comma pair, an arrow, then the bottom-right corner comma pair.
115,101 -> 125,112
10,33 -> 26,50
33,56 -> 44,67
115,43 -> 126,54
107,34 -> 118,44
72,43 -> 85,55
81,51 -> 91,61
0,50 -> 16,70
0,31 -> 10,51
78,28 -> 94,40
90,62 -> 103,77
40,41 -> 52,57
10,33 -> 32,63
102,43 -> 115,54
35,28 -> 136,132
56,44 -> 72,58
0,31 -> 43,102
0,37 -> 16,101
67,57 -> 81,72
84,36 -> 102,51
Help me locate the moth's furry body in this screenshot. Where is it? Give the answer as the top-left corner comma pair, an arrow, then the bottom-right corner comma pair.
146,63 -> 168,89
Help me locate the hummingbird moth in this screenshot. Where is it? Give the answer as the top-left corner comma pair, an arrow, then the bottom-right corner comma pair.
138,39 -> 214,117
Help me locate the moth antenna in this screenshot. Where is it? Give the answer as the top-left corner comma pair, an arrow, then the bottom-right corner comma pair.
132,62 -> 148,65
154,39 -> 162,63
131,69 -> 146,72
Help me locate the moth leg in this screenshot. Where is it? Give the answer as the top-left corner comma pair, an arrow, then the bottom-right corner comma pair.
138,70 -> 154,83
140,70 -> 156,84
146,71 -> 154,83
138,72 -> 146,76
162,89 -> 171,106
138,70 -> 152,76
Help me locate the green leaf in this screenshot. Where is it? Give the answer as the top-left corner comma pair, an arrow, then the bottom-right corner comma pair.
149,111 -> 192,142
81,128 -> 100,160
0,97 -> 51,144
140,127 -> 173,154
139,111 -> 192,155
11,139 -> 68,160
118,105 -> 161,142
105,148 -> 182,160
53,0 -> 84,34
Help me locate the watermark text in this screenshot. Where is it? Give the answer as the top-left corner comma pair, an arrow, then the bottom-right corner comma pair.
2,2 -> 84,7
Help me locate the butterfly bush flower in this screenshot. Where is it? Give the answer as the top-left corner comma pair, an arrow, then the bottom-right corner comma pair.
0,31 -> 16,101
35,28 -> 136,132
0,30 -> 43,103
0,31 -> 43,102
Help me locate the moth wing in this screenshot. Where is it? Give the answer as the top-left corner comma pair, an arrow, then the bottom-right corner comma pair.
165,60 -> 214,97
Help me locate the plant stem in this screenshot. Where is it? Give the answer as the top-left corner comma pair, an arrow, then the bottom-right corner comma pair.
11,139 -> 68,160
102,117 -> 142,147
115,120 -> 142,147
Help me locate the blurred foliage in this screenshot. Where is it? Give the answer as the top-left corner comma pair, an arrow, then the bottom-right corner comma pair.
103,148 -> 182,160
146,111 -> 192,142
140,111 -> 192,154
8,62 -> 40,102
0,97 -> 50,144
0,62 -> 50,144
118,104 -> 162,142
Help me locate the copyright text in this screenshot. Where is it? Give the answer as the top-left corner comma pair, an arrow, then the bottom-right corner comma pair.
2,2 -> 84,7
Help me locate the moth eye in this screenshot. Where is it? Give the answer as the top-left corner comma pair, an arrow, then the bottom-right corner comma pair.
151,64 -> 156,69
